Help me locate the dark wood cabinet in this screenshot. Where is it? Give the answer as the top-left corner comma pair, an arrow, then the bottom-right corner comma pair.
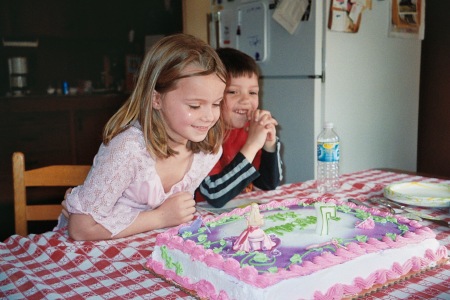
0,0 -> 181,40
0,93 -> 127,207
417,1 -> 450,177
0,0 -> 182,95
9,111 -> 72,168
74,109 -> 113,163
0,1 -> 69,38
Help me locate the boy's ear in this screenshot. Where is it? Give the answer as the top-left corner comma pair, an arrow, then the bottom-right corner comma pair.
152,91 -> 162,109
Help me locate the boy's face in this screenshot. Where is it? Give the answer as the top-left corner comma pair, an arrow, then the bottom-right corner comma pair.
222,73 -> 259,129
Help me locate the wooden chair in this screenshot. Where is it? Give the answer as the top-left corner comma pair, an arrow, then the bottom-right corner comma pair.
12,152 -> 91,236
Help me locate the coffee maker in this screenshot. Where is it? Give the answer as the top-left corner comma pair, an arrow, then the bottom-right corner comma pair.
8,56 -> 29,96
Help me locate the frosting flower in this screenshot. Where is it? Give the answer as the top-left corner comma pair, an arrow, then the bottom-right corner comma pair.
355,217 -> 375,229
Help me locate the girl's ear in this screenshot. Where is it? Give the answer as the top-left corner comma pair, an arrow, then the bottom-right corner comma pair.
152,91 -> 162,109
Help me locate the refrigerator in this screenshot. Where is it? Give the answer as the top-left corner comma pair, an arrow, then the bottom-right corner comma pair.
211,0 -> 422,184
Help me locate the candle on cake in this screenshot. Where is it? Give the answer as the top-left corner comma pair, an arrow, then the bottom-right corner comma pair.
314,202 -> 337,235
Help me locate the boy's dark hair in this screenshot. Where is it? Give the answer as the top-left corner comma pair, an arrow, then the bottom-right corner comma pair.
216,48 -> 260,78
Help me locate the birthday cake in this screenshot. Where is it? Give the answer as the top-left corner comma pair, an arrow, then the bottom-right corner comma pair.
146,198 -> 448,300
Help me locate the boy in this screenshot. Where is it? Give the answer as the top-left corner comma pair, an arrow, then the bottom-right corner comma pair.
196,48 -> 282,207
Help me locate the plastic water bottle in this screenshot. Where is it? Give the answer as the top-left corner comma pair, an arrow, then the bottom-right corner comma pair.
317,122 -> 340,193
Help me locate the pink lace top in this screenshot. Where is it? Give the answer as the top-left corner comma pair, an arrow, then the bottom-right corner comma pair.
64,123 -> 222,237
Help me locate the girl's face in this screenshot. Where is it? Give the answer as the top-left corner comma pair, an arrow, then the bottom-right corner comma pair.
222,73 -> 259,129
153,68 -> 225,146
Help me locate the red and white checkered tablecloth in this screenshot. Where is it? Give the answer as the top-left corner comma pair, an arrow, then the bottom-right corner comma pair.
1,169 -> 449,299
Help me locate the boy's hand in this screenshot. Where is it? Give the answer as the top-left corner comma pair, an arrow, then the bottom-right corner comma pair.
156,192 -> 196,227
254,110 -> 278,152
250,109 -> 278,152
241,109 -> 278,161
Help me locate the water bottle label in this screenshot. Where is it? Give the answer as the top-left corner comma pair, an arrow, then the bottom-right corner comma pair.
317,142 -> 340,162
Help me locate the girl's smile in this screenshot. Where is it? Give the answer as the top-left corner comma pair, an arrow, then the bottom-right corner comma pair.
153,66 -> 225,145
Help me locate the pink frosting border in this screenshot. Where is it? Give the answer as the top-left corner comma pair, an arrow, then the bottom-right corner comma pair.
147,197 -> 448,300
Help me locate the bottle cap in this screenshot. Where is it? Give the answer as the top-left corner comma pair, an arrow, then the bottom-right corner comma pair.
324,122 -> 334,128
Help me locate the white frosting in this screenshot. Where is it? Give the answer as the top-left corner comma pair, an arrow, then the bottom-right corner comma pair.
151,238 -> 441,300
147,199 -> 448,299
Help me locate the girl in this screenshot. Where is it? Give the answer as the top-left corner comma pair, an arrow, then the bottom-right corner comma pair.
59,34 -> 226,241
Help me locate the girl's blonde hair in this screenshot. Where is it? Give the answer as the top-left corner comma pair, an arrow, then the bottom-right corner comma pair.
247,203 -> 264,227
103,34 -> 227,158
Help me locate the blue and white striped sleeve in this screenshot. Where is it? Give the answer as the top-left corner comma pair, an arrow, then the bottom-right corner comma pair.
198,152 -> 259,208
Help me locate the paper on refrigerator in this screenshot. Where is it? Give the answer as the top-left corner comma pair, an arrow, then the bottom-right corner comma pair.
272,0 -> 310,35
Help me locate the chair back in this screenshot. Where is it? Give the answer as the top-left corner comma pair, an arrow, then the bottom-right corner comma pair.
12,152 -> 91,236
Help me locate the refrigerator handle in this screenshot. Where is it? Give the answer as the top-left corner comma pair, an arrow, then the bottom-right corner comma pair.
308,72 -> 325,83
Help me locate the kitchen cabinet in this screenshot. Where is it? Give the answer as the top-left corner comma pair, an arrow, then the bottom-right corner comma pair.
0,1 -> 69,38
417,1 -> 450,177
0,0 -> 182,40
74,109 -> 114,163
0,0 -> 183,96
0,93 -> 127,207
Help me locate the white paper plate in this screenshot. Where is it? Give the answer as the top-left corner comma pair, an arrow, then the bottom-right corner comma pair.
384,182 -> 450,208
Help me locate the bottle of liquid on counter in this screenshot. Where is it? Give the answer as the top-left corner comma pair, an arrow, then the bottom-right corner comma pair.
317,122 -> 340,193
62,81 -> 70,95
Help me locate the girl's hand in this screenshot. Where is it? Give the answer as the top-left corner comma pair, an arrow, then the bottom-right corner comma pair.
156,192 -> 196,228
61,188 -> 73,218
69,192 -> 196,241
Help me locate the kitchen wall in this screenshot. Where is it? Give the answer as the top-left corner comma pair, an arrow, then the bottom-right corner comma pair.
323,0 -> 421,174
182,0 -> 210,43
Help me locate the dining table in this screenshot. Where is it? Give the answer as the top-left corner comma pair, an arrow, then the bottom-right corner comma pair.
1,169 -> 449,300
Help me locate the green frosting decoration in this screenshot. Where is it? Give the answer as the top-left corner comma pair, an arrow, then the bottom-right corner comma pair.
290,253 -> 303,264
355,235 -> 369,242
161,245 -> 183,276
398,224 -> 409,234
337,205 -> 352,213
386,232 -> 397,241
208,215 -> 243,228
354,209 -> 371,220
181,231 -> 192,238
238,251 -> 276,269
197,234 -> 208,243
265,212 -> 317,236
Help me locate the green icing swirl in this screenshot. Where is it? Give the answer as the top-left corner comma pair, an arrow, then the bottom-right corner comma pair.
160,245 -> 183,275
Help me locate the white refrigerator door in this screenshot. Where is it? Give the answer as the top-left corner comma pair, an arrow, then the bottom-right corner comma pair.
260,78 -> 315,183
218,0 -> 319,77
217,0 -> 322,183
257,0 -> 318,77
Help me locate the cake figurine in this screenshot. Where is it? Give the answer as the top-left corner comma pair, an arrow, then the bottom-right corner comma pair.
178,217 -> 210,235
232,203 -> 276,252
